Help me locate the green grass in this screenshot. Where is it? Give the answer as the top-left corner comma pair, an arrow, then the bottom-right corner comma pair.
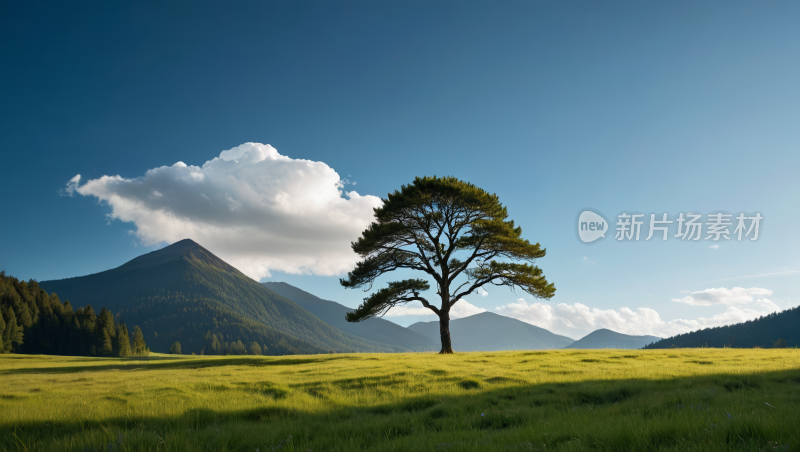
1,349 -> 799,451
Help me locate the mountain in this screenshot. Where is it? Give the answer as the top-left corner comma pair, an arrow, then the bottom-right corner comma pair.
565,329 -> 661,349
39,239 -> 392,355
407,312 -> 574,351
644,306 -> 799,349
262,282 -> 437,352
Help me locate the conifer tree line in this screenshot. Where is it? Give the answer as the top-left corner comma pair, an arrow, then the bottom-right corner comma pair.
0,272 -> 148,356
643,305 -> 799,349
200,330 -> 267,356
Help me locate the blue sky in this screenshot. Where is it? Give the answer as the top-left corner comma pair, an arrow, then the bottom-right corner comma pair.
1,1 -> 798,339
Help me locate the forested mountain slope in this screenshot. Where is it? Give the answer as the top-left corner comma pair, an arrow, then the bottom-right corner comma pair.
0,272 -> 147,356
644,306 -> 799,349
263,281 -> 437,352
40,239 -> 391,355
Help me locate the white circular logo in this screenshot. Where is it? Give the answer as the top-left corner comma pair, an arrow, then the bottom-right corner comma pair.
577,210 -> 607,243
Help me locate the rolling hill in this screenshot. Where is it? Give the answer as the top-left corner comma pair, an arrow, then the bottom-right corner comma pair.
39,239 -> 392,355
408,312 -> 574,351
565,329 -> 661,349
263,282 -> 437,351
644,306 -> 799,349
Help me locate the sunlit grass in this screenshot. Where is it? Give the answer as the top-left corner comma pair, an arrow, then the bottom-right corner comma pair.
1,348 -> 798,451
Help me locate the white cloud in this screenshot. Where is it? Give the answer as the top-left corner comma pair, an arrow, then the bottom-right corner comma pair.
672,287 -> 773,306
708,244 -> 719,249
383,299 -> 486,319
695,270 -> 800,285
477,287 -> 489,297
452,300 -> 488,318
61,174 -> 81,197
68,143 -> 382,280
495,293 -> 784,339
582,257 -> 597,265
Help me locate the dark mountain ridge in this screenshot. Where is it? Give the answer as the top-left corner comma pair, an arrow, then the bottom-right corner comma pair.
565,328 -> 661,349
408,312 -> 574,351
644,306 -> 799,349
40,239 -> 392,355
263,281 -> 437,352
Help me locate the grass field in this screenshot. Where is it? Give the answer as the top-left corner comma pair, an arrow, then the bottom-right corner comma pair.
1,349 -> 798,451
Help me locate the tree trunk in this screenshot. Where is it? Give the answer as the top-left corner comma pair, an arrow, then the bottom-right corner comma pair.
438,314 -> 454,354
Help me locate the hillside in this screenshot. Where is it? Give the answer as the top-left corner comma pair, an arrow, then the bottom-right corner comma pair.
39,239 -> 391,355
263,282 -> 437,351
644,306 -> 800,349
565,329 -> 661,349
408,312 -> 574,351
0,272 -> 148,356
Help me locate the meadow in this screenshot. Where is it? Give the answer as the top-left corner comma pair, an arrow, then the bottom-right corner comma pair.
0,349 -> 798,451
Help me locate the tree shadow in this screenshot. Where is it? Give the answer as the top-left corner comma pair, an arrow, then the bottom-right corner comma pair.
0,355 -> 357,375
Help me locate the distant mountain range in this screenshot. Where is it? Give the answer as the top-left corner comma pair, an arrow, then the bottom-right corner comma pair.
565,329 -> 660,349
263,282 -> 437,351
265,284 -> 668,352
40,239 -> 391,355
408,312 -> 575,351
36,238 -> 782,355
644,306 -> 799,349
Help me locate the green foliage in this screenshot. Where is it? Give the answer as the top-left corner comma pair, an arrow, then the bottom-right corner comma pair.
132,326 -> 147,355
345,279 -> 430,322
248,342 -> 262,355
1,306 -> 23,352
0,312 -> 5,349
170,341 -> 182,354
98,307 -> 116,355
117,324 -> 132,357
0,349 -> 798,451
645,305 -> 800,349
341,176 -> 555,353
0,271 -> 146,356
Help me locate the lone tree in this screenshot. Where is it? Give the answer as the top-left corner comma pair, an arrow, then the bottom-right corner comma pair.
132,326 -> 147,355
341,176 -> 555,353
117,323 -> 132,357
249,342 -> 263,355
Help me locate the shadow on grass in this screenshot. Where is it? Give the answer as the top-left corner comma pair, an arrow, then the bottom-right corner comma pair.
2,367 -> 799,450
0,355 -> 358,375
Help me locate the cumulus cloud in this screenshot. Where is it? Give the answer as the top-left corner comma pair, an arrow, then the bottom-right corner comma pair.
68,143 -> 382,280
496,299 -> 663,337
672,287 -> 774,307
495,292 -> 783,338
61,175 -> 81,197
383,299 -> 487,319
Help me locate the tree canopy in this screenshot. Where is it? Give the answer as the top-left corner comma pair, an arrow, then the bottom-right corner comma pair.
341,176 -> 555,353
